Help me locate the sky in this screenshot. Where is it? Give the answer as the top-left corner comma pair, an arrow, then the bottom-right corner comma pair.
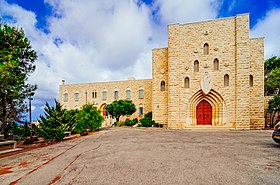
0,0 -> 280,121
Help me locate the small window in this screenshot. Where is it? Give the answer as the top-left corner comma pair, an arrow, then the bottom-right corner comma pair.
139,106 -> 144,116
250,75 -> 253,87
194,60 -> 199,72
184,77 -> 190,88
126,89 -> 131,99
74,92 -> 79,101
114,90 -> 119,100
102,90 -> 107,99
63,93 -> 68,102
214,58 -> 219,71
139,88 -> 144,98
161,81 -> 165,91
224,74 -> 229,87
92,91 -> 97,99
204,43 -> 209,55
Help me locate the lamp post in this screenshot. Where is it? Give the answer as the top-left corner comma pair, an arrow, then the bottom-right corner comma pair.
85,90 -> 88,104
28,95 -> 33,136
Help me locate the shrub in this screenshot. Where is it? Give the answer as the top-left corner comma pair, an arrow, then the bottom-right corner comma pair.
35,100 -> 69,142
139,117 -> 155,127
144,112 -> 152,119
119,122 -> 125,127
125,119 -> 137,126
153,122 -> 164,128
10,123 -> 30,141
75,103 -> 104,134
132,118 -> 138,124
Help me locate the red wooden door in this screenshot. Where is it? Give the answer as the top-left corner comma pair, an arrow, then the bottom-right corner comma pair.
196,100 -> 212,125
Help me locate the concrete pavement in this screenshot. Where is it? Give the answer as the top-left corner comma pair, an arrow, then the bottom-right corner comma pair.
0,128 -> 279,185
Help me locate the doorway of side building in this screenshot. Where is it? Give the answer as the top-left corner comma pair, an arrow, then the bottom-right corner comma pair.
100,103 -> 107,117
196,100 -> 212,125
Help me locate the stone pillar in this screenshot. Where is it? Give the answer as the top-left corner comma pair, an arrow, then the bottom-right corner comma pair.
235,14 -> 250,129
167,24 -> 181,128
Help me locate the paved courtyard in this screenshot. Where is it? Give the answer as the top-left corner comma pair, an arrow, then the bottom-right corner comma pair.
0,128 -> 279,185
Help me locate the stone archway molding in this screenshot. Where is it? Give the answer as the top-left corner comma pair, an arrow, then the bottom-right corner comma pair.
189,89 -> 227,126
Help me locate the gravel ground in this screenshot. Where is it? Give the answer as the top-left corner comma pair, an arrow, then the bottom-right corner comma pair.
0,127 -> 279,185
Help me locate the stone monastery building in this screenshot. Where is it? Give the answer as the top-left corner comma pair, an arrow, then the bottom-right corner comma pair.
60,14 -> 264,129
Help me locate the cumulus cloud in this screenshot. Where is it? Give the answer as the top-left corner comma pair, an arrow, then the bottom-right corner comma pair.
251,8 -> 280,59
153,0 -> 221,25
0,0 -> 225,118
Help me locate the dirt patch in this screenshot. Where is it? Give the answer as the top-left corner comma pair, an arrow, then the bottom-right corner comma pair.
0,166 -> 13,175
18,161 -> 30,168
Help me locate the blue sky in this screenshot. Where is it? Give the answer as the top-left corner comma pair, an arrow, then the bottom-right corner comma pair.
0,0 -> 280,121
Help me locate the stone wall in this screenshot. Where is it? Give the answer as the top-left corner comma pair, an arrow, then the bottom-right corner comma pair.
152,14 -> 264,129
152,48 -> 168,126
59,78 -> 152,121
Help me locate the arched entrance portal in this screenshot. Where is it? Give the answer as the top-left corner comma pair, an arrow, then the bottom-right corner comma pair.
196,100 -> 212,125
100,103 -> 107,117
189,89 -> 227,127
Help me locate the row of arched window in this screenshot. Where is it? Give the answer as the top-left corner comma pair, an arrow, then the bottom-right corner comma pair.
194,58 -> 219,72
63,87 -> 145,102
159,75 -> 254,91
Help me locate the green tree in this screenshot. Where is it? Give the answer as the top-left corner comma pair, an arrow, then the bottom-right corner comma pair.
0,23 -> 37,138
75,103 -> 104,134
267,95 -> 280,127
265,56 -> 280,95
106,100 -> 136,122
65,109 -> 79,132
35,100 -> 69,142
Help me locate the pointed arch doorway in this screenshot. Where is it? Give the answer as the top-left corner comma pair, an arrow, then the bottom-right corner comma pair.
196,100 -> 212,125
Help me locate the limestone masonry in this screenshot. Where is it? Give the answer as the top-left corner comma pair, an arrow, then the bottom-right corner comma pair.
60,14 -> 264,129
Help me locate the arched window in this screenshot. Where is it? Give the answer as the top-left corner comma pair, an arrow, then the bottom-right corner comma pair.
184,77 -> 190,88
63,93 -> 68,102
139,87 -> 144,98
224,74 -> 229,87
114,90 -> 119,100
74,92 -> 79,101
250,75 -> 253,87
126,89 -> 131,99
139,105 -> 144,116
204,43 -> 209,55
214,58 -> 219,71
102,89 -> 107,99
194,60 -> 199,72
161,81 -> 166,91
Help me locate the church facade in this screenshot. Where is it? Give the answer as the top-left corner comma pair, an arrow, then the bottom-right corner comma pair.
60,14 -> 264,129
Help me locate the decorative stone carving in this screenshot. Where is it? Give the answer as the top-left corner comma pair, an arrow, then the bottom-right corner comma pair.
204,64 -> 209,68
204,30 -> 209,35
224,63 -> 229,67
193,48 -> 198,53
160,70 -> 165,74
214,47 -> 218,51
200,72 -> 212,95
185,66 -> 189,71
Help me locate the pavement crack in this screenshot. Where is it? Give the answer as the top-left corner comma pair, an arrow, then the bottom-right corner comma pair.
49,143 -> 102,185
9,139 -> 86,185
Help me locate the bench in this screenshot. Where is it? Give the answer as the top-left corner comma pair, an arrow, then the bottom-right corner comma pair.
0,140 -> 17,149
